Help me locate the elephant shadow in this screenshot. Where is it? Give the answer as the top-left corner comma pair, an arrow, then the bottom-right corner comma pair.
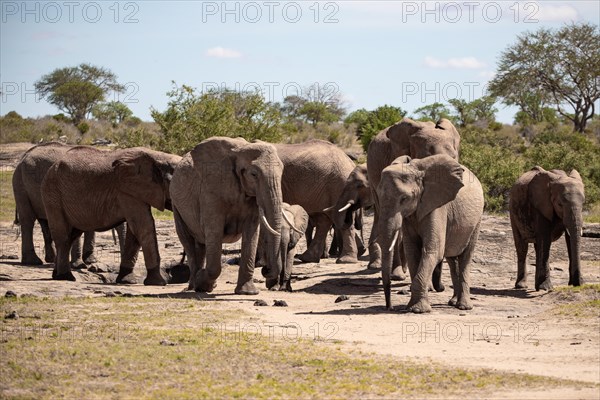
470,286 -> 538,299
299,272 -> 404,297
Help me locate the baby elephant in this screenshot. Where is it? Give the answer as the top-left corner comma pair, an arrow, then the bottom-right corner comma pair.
509,166 -> 585,290
260,203 -> 309,291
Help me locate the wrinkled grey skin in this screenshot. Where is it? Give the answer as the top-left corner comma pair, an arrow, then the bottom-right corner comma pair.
12,142 -> 124,267
42,146 -> 180,285
368,118 -> 460,286
170,137 -> 284,295
259,202 -> 309,291
509,166 -> 585,290
377,155 -> 483,313
275,140 -> 358,264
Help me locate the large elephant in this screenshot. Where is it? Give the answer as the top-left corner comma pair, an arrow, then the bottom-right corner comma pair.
12,142 -> 123,266
274,140 -> 358,264
509,166 -> 585,290
41,146 -> 180,285
259,202 -> 309,291
377,155 -> 484,313
367,118 -> 461,283
170,137 -> 284,295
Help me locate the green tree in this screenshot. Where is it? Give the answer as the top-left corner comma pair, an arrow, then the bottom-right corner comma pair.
448,96 -> 497,127
413,102 -> 452,122
151,83 -> 282,155
281,84 -> 345,127
35,63 -> 125,125
92,101 -> 133,126
348,105 -> 406,151
489,22 -> 600,133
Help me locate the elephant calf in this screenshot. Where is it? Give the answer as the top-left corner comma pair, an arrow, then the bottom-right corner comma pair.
259,203 -> 309,291
509,166 -> 585,290
42,146 -> 181,285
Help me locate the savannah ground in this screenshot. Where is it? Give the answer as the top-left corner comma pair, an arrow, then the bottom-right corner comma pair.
0,143 -> 599,399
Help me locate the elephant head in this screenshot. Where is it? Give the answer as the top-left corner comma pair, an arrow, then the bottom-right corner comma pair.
113,149 -> 180,211
331,164 -> 371,230
233,142 -> 284,289
529,167 -> 585,285
386,118 -> 460,160
376,154 -> 464,308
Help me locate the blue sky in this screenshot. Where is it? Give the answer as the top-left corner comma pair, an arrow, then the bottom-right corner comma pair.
1,0 -> 599,123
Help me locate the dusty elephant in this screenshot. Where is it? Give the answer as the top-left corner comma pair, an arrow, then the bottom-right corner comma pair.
509,166 -> 585,290
275,140 -> 358,264
170,137 -> 285,295
41,146 -> 181,284
12,142 -> 124,266
368,118 -> 460,286
377,155 -> 484,313
259,202 -> 309,291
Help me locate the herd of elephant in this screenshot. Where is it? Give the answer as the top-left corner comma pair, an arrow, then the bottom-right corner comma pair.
12,118 -> 585,313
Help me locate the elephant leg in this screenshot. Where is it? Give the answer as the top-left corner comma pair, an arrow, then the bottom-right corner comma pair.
337,225 -> 358,264
116,229 -> 141,284
52,228 -> 78,281
391,241 -> 405,280
19,212 -> 43,265
38,219 -> 55,264
431,261 -> 445,292
116,223 -> 127,256
452,225 -> 479,310
69,234 -> 86,269
298,213 -> 329,263
512,225 -> 529,289
82,231 -> 97,264
534,217 -> 552,291
355,231 -> 366,257
198,232 -> 224,293
173,208 -> 199,290
367,216 -> 381,269
280,247 -> 296,292
407,252 -> 441,314
565,232 -> 582,287
328,229 -> 339,258
235,219 -> 260,295
127,213 -> 165,286
447,257 -> 460,306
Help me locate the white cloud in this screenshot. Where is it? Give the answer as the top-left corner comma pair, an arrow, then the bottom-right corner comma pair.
423,56 -> 486,69
535,4 -> 578,22
205,47 -> 242,59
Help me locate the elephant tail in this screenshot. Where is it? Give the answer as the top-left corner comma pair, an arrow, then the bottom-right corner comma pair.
13,209 -> 21,240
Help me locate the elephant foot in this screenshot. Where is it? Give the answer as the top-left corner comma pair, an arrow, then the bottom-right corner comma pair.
235,281 -> 259,295
280,281 -> 292,292
70,259 -> 87,270
367,260 -> 381,270
22,253 -> 43,266
456,299 -> 473,310
569,275 -> 583,287
44,252 -> 55,264
144,269 -> 167,286
535,278 -> 553,291
52,269 -> 76,281
448,296 -> 458,307
407,298 -> 432,314
116,271 -> 137,285
336,255 -> 358,264
83,254 -> 98,264
433,282 -> 445,292
391,266 -> 406,281
297,251 -> 321,263
515,279 -> 528,289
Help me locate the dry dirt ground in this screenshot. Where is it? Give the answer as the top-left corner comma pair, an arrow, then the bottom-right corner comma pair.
1,143 -> 599,399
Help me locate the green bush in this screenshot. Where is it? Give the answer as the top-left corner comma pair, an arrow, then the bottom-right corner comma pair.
77,122 -> 90,134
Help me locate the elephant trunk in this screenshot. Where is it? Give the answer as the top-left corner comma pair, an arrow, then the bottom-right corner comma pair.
377,211 -> 403,310
565,207 -> 583,286
259,183 -> 283,289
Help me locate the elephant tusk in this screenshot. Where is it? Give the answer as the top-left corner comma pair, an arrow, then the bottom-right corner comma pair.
282,210 -> 304,234
322,205 -> 335,213
388,230 -> 399,252
259,208 -> 280,236
338,202 -> 353,213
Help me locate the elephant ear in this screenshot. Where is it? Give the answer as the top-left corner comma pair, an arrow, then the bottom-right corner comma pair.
386,118 -> 429,156
436,118 -> 461,155
391,155 -> 411,166
288,205 -> 309,248
411,155 -> 464,221
529,170 -> 560,221
113,152 -> 168,211
569,169 -> 582,182
234,146 -> 265,197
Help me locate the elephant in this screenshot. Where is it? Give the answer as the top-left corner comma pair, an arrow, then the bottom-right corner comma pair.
259,202 -> 309,291
274,140 -> 358,264
170,137 -> 285,295
509,166 -> 585,290
41,146 -> 181,285
377,155 -> 484,313
367,118 -> 461,286
12,142 -> 124,266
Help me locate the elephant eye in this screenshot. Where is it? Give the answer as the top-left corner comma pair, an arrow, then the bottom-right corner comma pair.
250,170 -> 258,178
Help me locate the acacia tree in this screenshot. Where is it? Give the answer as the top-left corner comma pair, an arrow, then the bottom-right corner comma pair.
413,102 -> 452,122
281,84 -> 345,127
489,23 -> 600,133
92,101 -> 133,126
448,96 -> 497,127
35,63 -> 125,125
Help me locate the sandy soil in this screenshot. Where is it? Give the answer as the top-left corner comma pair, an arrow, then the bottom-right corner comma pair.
1,143 -> 599,398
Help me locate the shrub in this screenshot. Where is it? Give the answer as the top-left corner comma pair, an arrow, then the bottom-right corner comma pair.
77,122 -> 90,134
